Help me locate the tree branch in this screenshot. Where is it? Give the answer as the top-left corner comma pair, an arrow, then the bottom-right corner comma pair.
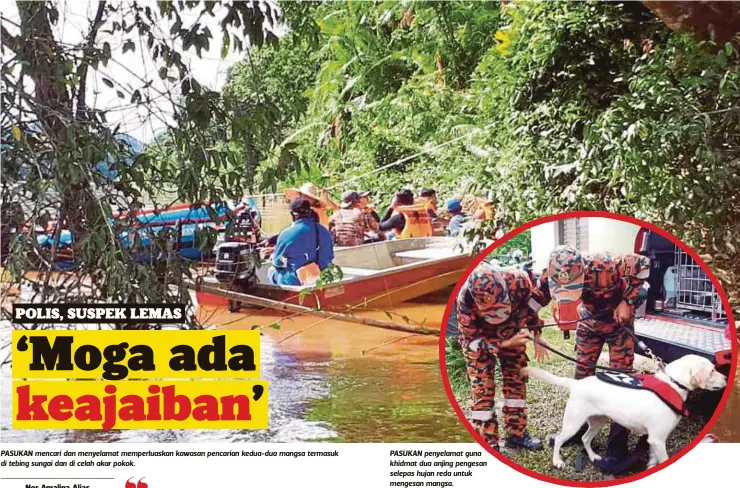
1,23 -> 18,53
75,0 -> 107,119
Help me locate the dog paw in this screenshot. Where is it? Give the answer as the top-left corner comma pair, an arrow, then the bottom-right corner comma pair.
553,460 -> 566,469
590,454 -> 602,462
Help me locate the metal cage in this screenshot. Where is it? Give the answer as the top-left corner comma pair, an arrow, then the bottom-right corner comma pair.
674,247 -> 725,321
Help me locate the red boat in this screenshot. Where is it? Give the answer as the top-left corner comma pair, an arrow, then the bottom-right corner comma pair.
195,237 -> 475,311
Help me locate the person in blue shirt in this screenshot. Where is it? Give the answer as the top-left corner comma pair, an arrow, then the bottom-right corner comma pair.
446,198 -> 468,237
267,198 -> 335,286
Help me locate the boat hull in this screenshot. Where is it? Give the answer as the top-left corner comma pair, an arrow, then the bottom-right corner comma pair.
36,199 -> 262,264
196,238 -> 475,310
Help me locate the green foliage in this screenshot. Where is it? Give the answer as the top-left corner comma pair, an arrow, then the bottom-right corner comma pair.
488,230 -> 532,259
298,263 -> 344,305
222,39 -> 318,189
444,337 -> 469,397
2,1 -> 278,326
35,0 -> 732,324
213,0 -> 738,314
214,1 -> 504,208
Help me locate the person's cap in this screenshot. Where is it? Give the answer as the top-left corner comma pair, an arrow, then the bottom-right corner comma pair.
341,190 -> 360,208
358,190 -> 371,197
548,245 -> 585,303
289,197 -> 312,214
446,198 -> 462,213
468,263 -> 511,325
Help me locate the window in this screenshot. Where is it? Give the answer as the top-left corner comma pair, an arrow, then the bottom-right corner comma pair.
556,218 -> 589,252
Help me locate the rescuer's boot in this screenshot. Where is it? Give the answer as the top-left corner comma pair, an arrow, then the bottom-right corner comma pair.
504,432 -> 543,450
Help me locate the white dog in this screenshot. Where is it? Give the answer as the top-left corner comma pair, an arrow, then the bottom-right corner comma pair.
522,354 -> 727,469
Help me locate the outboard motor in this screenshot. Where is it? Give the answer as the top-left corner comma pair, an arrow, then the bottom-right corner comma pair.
214,207 -> 261,291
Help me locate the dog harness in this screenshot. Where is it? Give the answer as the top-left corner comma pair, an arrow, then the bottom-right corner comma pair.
595,372 -> 689,417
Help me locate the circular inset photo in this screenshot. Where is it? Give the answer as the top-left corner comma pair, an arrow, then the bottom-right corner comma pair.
440,211 -> 736,485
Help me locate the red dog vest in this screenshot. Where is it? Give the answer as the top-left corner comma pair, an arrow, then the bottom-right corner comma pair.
595,372 -> 689,417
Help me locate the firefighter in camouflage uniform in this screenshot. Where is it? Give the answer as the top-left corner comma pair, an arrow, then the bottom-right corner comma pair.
536,245 -> 651,473
456,261 -> 551,451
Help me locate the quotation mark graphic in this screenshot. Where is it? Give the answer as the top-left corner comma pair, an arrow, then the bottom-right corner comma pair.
252,385 -> 264,401
125,477 -> 148,488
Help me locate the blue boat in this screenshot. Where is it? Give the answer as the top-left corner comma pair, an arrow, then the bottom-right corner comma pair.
35,199 -> 261,266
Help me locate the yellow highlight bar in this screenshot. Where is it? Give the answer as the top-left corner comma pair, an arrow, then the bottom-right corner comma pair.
13,380 -> 268,430
12,330 -> 261,380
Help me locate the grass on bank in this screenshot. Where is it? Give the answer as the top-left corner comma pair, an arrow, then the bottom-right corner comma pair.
445,310 -> 713,482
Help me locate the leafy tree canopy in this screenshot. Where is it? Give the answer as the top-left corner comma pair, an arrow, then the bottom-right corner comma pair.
215,0 -> 740,315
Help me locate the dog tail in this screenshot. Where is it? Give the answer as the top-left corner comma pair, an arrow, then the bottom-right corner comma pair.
521,366 -> 575,389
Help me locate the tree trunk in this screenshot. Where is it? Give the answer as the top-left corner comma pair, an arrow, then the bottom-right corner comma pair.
15,1 -> 99,268
16,2 -> 71,136
642,1 -> 740,44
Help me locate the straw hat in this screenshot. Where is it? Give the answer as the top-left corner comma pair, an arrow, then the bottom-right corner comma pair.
284,182 -> 321,203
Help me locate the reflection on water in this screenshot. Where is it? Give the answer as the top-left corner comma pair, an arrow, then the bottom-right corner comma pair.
0,334 -> 335,443
0,284 -> 467,443
306,357 -> 469,443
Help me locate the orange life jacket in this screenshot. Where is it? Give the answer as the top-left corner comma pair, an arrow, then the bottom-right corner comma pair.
417,197 -> 438,216
482,203 -> 494,220
315,207 -> 330,229
394,204 -> 433,239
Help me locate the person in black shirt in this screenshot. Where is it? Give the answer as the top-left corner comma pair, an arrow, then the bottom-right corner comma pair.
379,189 -> 414,235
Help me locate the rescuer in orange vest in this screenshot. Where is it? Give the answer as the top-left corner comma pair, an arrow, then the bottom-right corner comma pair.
473,193 -> 496,221
379,189 -> 433,239
419,188 -> 449,235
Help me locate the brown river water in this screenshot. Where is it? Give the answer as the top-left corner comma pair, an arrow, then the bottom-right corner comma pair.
1,197 -> 737,444
0,288 -> 468,443
0,197 -> 470,444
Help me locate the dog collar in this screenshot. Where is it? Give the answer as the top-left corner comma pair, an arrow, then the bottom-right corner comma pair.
667,375 -> 690,392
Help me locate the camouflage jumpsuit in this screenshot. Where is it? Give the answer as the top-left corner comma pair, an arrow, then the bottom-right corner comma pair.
537,252 -> 651,379
456,263 -> 546,448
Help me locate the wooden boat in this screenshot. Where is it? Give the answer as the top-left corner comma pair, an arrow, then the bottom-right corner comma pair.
195,237 -> 475,310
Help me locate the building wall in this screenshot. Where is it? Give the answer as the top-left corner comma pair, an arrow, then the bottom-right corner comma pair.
530,218 -> 640,271
586,218 -> 640,254
531,222 -> 558,272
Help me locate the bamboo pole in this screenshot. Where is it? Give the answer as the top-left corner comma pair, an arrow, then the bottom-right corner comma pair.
185,279 -> 440,336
